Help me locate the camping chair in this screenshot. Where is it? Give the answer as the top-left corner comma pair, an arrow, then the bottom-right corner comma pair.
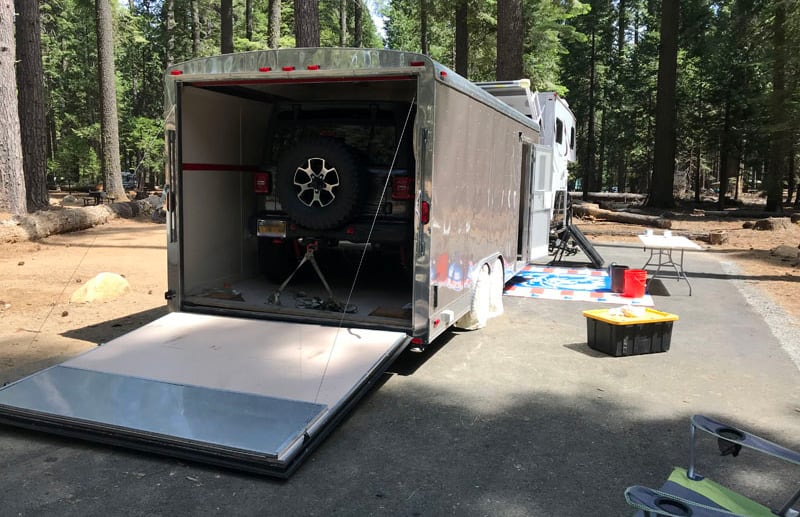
625,415 -> 800,516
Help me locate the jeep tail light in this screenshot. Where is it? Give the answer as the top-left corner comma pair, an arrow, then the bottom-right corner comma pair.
420,201 -> 430,224
254,172 -> 270,194
392,176 -> 414,200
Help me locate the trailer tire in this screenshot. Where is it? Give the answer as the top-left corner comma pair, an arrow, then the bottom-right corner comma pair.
276,138 -> 362,231
455,263 -> 492,330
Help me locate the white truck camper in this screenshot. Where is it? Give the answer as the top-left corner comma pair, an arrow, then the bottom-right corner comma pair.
0,48 -> 569,477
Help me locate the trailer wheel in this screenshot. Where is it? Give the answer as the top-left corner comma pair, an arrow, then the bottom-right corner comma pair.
276,138 -> 362,231
455,263 -> 492,330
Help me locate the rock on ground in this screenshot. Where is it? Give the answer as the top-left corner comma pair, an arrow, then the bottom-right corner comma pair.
753,217 -> 791,231
70,272 -> 131,303
771,244 -> 800,260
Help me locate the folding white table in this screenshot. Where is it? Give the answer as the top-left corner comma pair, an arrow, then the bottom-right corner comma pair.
638,234 -> 703,295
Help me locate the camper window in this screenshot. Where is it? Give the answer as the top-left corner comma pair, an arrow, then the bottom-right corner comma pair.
570,127 -> 575,150
556,118 -> 564,144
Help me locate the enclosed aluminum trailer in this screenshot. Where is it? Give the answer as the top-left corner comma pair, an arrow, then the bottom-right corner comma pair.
0,48 -> 549,476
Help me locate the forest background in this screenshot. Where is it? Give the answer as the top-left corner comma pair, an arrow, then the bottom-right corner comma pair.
1,0 -> 798,216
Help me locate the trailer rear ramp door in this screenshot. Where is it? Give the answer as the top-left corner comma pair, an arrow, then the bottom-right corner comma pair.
0,312 -> 410,477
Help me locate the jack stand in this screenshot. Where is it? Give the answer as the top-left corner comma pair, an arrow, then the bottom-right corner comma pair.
268,241 -> 342,310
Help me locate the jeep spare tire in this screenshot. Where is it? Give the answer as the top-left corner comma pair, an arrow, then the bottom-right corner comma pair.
275,138 -> 362,231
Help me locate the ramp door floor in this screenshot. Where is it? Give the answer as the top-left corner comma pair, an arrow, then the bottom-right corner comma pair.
0,312 -> 408,474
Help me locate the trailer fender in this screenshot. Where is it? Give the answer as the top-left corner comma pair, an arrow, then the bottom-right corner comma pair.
488,258 -> 505,319
455,263 -> 492,330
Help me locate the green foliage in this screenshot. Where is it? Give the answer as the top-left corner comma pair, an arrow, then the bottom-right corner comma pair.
36,0 -> 799,205
48,125 -> 101,188
41,0 -> 100,187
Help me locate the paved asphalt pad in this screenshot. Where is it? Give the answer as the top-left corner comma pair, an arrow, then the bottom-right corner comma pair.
0,241 -> 798,516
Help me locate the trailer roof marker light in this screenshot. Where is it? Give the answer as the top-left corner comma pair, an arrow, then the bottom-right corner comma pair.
169,70 -> 183,76
282,66 -> 295,72
306,64 -> 320,70
410,61 -> 425,67
420,201 -> 430,224
259,67 -> 272,72
439,71 -> 448,78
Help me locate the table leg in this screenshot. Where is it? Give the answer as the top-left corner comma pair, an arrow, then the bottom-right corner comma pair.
677,249 -> 693,296
642,247 -> 693,296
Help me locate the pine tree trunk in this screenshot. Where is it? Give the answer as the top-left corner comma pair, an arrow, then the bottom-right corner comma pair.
765,1 -> 787,212
0,0 -> 26,215
246,0 -> 253,41
15,0 -> 49,213
648,0 -> 679,208
718,97 -> 733,209
353,0 -> 362,47
192,0 -> 200,57
787,144 -> 796,204
420,0 -> 428,54
165,0 -> 175,66
294,0 -> 320,47
585,27 -> 597,198
95,0 -> 125,201
221,0 -> 234,54
268,0 -> 281,48
496,0 -> 523,80
617,0 -> 626,54
455,0 -> 468,77
339,0 -> 347,46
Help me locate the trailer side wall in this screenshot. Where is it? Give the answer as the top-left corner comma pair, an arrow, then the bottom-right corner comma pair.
428,82 -> 538,326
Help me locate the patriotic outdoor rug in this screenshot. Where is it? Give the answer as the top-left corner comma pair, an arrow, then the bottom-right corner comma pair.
504,265 -> 655,306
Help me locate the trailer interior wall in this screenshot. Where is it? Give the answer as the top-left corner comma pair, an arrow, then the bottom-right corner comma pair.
429,83 -> 539,318
180,86 -> 271,294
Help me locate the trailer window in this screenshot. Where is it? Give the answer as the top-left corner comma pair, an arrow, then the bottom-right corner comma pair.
570,127 -> 575,150
555,118 -> 564,144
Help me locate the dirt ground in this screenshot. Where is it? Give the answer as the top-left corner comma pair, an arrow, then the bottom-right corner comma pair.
1,200 -> 799,381
0,215 -> 169,381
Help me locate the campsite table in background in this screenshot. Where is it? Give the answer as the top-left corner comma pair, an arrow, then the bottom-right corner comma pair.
638,233 -> 703,296
83,191 -> 116,206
